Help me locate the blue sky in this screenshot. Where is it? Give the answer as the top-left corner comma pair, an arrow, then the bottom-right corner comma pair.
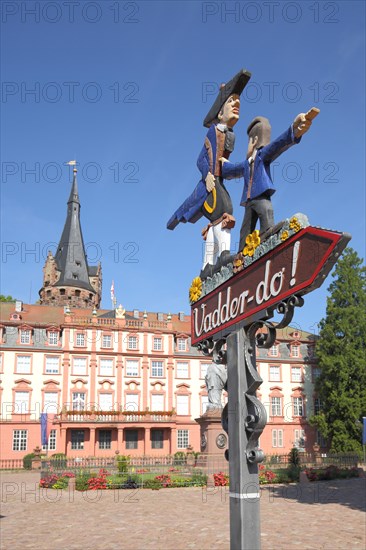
1,0 -> 365,336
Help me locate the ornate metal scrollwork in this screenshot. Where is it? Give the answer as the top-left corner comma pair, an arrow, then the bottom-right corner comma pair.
275,294 -> 304,329
241,294 -> 304,464
218,294 -> 304,464
197,338 -> 215,356
197,337 -> 227,364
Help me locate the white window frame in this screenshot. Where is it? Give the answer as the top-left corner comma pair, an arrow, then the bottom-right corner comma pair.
153,337 -> 162,351
291,344 -> 300,357
73,357 -> 87,375
13,429 -> 28,451
16,355 -> 31,374
272,430 -> 284,448
20,329 -> 31,344
102,334 -> 112,348
76,333 -> 85,347
72,392 -> 86,411
269,365 -> 280,382
43,392 -> 58,413
177,429 -> 189,449
176,361 -> 189,378
42,429 -> 56,451
294,429 -> 305,448
45,356 -> 60,374
177,338 -> 187,352
151,361 -> 163,377
269,344 -> 278,357
125,394 -> 139,412
270,396 -> 282,416
14,392 -> 29,414
291,367 -> 302,382
100,358 -> 113,377
176,394 -> 189,415
125,359 -> 139,377
127,335 -> 138,350
98,393 -> 113,412
151,394 -> 165,411
48,331 -> 59,345
293,397 -> 304,417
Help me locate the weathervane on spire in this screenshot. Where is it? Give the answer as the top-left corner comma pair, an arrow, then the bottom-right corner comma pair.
66,159 -> 78,175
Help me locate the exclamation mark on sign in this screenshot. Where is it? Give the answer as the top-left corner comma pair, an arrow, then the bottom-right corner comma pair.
290,241 -> 300,287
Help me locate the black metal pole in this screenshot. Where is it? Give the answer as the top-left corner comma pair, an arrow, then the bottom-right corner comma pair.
226,327 -> 264,550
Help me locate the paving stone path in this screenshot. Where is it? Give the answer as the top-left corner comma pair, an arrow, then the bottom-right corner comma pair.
0,472 -> 365,549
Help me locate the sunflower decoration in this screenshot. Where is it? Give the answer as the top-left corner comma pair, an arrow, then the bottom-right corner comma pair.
289,216 -> 301,233
189,277 -> 202,303
243,230 -> 261,257
280,230 -> 289,242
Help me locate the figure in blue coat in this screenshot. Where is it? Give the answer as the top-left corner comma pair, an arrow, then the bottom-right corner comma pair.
167,70 -> 251,278
221,110 -> 318,253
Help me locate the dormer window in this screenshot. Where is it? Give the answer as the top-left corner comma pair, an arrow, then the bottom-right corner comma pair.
177,338 -> 187,351
48,331 -> 59,346
20,329 -> 31,345
291,344 -> 300,358
75,261 -> 81,267
269,344 -> 278,357
73,274 -> 78,280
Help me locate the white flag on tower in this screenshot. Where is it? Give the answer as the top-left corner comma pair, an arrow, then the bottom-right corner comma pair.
111,280 -> 115,302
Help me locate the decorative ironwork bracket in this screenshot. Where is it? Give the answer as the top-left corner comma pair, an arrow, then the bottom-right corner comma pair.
198,294 -> 304,464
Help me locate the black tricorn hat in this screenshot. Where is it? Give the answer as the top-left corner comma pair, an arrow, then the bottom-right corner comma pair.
203,69 -> 251,128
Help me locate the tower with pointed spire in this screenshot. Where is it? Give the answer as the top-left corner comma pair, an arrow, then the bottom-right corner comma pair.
39,166 -> 102,308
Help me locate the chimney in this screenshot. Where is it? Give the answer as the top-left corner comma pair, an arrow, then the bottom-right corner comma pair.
178,312 -> 185,322
133,309 -> 139,319
15,300 -> 23,313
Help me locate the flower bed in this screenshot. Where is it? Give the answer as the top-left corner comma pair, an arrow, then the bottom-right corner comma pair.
40,468 -> 208,490
304,465 -> 359,482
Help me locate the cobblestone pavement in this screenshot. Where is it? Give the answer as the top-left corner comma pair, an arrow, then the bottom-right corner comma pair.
0,472 -> 365,550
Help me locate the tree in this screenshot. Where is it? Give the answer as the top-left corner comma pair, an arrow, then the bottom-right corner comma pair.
0,295 -> 15,302
309,248 -> 366,454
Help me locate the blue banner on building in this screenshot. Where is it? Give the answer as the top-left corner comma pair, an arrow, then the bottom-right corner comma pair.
40,413 -> 48,446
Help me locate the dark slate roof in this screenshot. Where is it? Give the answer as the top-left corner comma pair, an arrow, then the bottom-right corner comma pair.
88,266 -> 99,276
54,172 -> 95,293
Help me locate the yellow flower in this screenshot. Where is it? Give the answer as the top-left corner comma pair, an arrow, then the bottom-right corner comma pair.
280,230 -> 289,241
189,277 -> 202,303
243,230 -> 260,256
289,217 -> 301,232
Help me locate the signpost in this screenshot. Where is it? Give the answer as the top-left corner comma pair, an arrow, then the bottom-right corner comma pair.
191,226 -> 351,550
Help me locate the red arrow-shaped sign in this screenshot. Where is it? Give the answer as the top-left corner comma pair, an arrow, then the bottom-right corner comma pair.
191,226 -> 351,345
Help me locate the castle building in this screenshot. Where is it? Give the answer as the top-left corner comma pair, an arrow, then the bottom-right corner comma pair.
0,175 -> 323,461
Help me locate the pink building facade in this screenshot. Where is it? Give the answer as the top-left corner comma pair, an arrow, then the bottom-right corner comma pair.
0,301 -> 323,460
